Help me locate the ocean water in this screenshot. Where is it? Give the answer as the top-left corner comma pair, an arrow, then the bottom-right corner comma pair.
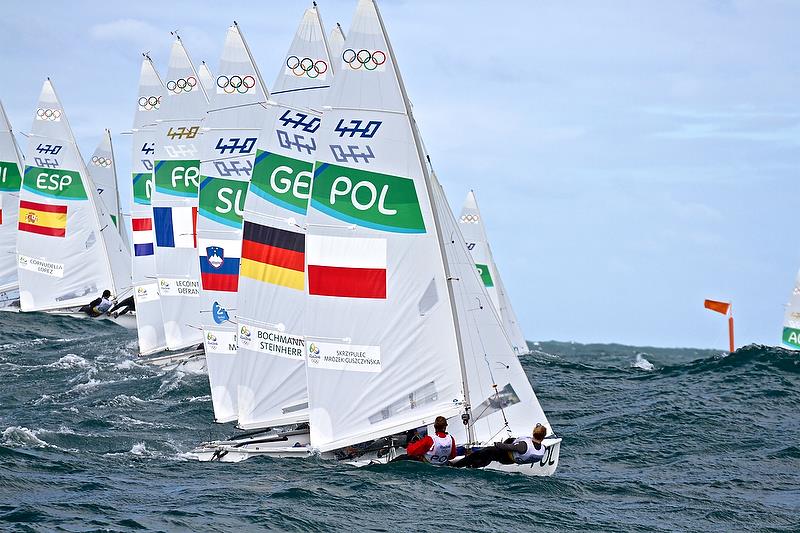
0,312 -> 798,532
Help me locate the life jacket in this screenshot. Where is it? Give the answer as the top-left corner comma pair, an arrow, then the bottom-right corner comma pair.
511,436 -> 546,464
424,432 -> 454,465
95,297 -> 113,314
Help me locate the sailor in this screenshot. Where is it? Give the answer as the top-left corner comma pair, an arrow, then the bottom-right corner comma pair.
109,295 -> 135,318
450,423 -> 548,468
393,416 -> 456,465
79,290 -> 113,317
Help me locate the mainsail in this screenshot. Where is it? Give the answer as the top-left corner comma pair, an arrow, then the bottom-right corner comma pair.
303,0 -> 465,452
458,190 -> 529,354
17,79 -> 128,311
199,22 -> 268,422
152,37 -> 209,350
782,269 -> 800,350
198,61 -> 215,95
0,100 -> 23,304
236,5 -> 334,430
131,55 -> 168,355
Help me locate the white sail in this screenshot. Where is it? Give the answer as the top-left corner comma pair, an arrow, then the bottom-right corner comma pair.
782,269 -> 800,350
0,100 -> 23,303
152,38 -> 209,350
198,62 -> 215,94
87,131 -> 122,236
87,130 -> 132,291
329,23 -> 346,61
303,0 -> 465,452
236,5 -> 334,430
17,79 -> 124,311
436,180 -> 550,444
458,190 -> 529,354
131,55 -> 168,355
199,23 -> 268,423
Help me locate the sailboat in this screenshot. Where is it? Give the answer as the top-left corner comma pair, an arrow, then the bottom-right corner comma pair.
199,22 -> 268,422
233,3 -> 335,432
151,36 -> 209,353
130,54 -> 171,357
458,190 -> 530,355
781,270 -> 800,350
87,130 -> 127,248
0,100 -> 24,308
15,79 -> 133,327
190,0 -> 560,476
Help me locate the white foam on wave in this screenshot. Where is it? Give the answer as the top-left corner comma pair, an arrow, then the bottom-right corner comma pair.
106,394 -> 147,408
69,378 -> 104,393
130,442 -> 147,455
632,353 -> 655,371
49,354 -> 92,370
2,426 -> 49,448
115,359 -> 146,371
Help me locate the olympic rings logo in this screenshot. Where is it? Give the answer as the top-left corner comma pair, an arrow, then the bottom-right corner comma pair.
36,108 -> 62,121
216,74 -> 256,94
285,56 -> 328,79
460,214 -> 480,224
138,95 -> 162,111
91,156 -> 112,168
342,48 -> 387,71
166,77 -> 197,94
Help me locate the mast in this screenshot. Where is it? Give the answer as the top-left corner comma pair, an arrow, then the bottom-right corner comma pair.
372,0 -> 475,443
233,21 -> 270,98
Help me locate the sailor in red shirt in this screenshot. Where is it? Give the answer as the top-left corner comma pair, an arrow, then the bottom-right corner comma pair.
403,416 -> 456,465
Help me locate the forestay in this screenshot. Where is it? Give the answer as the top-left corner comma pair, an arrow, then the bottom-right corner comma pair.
17,80 -> 126,311
782,269 -> 800,350
199,23 -> 268,423
152,38 -> 208,350
0,100 -> 23,304
437,180 -> 549,444
458,190 -> 529,354
304,0 -> 464,452
236,5 -> 334,430
131,55 -> 168,355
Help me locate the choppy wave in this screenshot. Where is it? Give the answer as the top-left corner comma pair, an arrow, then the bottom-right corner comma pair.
0,314 -> 798,532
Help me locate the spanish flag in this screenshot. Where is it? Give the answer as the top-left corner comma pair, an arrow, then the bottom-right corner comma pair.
18,200 -> 67,237
704,299 -> 730,315
240,221 -> 304,291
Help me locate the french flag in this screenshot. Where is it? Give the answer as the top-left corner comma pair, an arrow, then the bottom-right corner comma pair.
132,217 -> 154,256
153,206 -> 197,248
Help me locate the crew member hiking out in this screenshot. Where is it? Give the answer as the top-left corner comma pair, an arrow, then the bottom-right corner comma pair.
79,290 -> 113,317
450,423 -> 548,468
392,416 -> 456,465
109,295 -> 135,317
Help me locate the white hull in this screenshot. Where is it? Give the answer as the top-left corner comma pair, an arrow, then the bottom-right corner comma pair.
0,305 -> 137,330
187,432 -> 561,476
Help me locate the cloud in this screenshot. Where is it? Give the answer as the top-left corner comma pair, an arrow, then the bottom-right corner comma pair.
89,18 -> 163,48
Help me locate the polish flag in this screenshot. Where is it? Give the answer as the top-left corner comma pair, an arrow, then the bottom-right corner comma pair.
307,235 -> 386,299
153,206 -> 197,248
132,217 -> 154,256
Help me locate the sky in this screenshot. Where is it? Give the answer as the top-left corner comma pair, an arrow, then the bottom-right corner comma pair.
1,0 -> 798,349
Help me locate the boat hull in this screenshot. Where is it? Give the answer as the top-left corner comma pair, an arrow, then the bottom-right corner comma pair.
140,348 -> 206,372
187,433 -> 562,476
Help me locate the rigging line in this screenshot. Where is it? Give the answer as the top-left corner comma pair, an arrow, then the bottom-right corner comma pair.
206,101 -> 270,113
270,85 -> 330,96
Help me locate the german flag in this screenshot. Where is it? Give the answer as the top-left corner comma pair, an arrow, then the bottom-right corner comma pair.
18,200 -> 67,237
240,221 -> 304,291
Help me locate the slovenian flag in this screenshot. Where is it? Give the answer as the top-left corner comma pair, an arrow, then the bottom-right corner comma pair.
18,200 -> 67,237
307,235 -> 386,299
132,217 -> 154,256
153,206 -> 197,248
240,221 -> 305,291
199,238 -> 241,292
